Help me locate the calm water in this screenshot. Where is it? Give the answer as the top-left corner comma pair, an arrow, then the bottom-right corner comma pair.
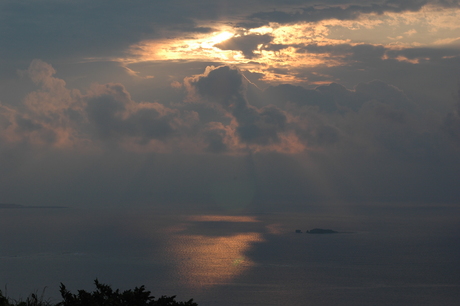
0,204 -> 459,305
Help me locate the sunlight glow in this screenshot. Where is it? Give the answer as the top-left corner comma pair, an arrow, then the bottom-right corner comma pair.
124,6 -> 460,85
129,30 -> 243,63
187,215 -> 260,222
170,233 -> 263,288
165,215 -> 264,289
167,215 -> 264,289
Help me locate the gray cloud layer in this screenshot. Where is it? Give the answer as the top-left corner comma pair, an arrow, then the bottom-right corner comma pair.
1,1 -> 460,210
1,60 -> 459,209
1,0 -> 457,63
246,1 -> 431,26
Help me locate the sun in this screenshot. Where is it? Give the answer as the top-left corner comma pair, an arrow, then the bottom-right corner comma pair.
121,5 -> 460,86
203,31 -> 234,48
128,29 -> 243,63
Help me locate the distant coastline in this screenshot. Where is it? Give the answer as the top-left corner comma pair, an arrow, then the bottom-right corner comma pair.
306,228 -> 338,234
0,203 -> 66,209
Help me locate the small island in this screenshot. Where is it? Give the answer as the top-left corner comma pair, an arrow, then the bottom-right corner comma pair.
306,228 -> 338,234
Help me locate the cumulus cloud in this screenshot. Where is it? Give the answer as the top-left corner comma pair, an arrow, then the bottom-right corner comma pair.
84,83 -> 198,145
258,77 -> 431,157
1,59 -> 460,207
0,60 -> 442,157
183,64 -> 434,158
185,65 -> 296,150
0,60 -> 203,152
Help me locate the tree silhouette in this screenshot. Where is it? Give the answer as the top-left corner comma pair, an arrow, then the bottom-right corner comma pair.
57,280 -> 197,306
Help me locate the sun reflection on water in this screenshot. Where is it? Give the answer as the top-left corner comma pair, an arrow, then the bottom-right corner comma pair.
165,215 -> 264,288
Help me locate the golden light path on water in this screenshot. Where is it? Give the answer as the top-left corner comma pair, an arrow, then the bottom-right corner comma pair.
164,215 -> 264,289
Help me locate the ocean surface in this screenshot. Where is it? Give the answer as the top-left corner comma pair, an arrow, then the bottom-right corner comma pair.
1,204 -> 459,305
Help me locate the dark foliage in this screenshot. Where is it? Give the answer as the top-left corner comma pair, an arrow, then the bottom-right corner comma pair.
0,289 -> 52,306
58,280 -> 197,306
0,281 -> 197,306
0,291 -> 8,306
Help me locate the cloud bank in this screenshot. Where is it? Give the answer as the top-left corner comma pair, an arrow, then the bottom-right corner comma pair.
1,0 -> 460,210
0,60 -> 459,209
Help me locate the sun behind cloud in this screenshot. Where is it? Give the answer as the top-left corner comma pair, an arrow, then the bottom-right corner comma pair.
124,4 -> 460,86
129,29 -> 241,63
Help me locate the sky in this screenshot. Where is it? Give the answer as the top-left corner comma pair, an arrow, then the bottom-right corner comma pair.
1,0 -> 460,211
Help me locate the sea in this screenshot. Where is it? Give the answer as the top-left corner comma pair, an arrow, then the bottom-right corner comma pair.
1,203 -> 459,306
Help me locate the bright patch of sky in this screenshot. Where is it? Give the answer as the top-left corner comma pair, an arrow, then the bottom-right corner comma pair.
121,5 -> 460,84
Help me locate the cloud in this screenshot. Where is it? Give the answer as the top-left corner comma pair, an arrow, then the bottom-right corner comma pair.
186,65 -> 294,149
81,83 -> 203,150
258,77 -> 428,157
202,122 -> 231,153
1,0 -> 458,68
0,60 -> 203,151
0,60 -> 451,158
246,1 -> 430,26
184,65 -> 425,157
0,0 -> 222,63
2,60 -> 460,207
386,47 -> 460,62
214,34 -> 274,59
235,104 -> 288,145
186,65 -> 245,108
263,83 -> 337,112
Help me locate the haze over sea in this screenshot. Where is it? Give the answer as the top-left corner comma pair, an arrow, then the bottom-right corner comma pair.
1,204 -> 459,306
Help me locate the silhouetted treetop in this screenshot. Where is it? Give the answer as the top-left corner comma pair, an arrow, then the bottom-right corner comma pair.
57,279 -> 198,306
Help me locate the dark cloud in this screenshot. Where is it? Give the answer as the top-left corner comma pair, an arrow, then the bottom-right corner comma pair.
265,42 -> 460,113
351,44 -> 386,62
85,83 -> 189,143
0,0 -> 225,62
84,84 -> 201,146
214,34 -> 274,59
311,124 -> 341,145
262,79 -> 412,114
354,80 -> 413,110
373,104 -> 407,124
85,85 -> 129,140
0,0 -> 457,66
258,78 -> 425,156
0,60 -> 204,150
14,115 -> 43,132
171,25 -> 214,34
1,58 -> 460,208
202,124 -> 229,153
235,105 -> 288,145
386,47 -> 460,62
295,43 -> 353,55
190,66 -> 245,107
263,84 -> 337,112
293,43 -> 460,66
246,1 -> 435,26
187,65 -> 290,146
316,82 -> 362,111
